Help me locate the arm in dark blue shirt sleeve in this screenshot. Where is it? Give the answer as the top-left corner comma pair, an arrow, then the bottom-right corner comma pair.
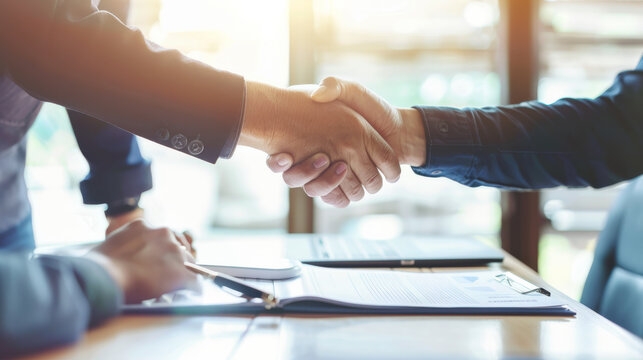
0,253 -> 122,357
69,112 -> 153,205
66,0 -> 152,205
412,57 -> 643,189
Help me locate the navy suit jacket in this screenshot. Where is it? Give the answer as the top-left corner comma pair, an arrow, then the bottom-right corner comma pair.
0,0 -> 245,356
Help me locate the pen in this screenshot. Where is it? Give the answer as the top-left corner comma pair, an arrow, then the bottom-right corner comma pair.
184,262 -> 279,309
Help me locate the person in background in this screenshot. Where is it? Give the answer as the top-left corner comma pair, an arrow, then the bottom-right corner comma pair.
0,0 -> 401,355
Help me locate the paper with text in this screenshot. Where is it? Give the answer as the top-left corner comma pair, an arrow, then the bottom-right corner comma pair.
126,265 -> 568,313
274,266 -> 564,308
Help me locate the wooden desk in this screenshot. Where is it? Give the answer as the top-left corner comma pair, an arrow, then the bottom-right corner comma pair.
23,253 -> 643,359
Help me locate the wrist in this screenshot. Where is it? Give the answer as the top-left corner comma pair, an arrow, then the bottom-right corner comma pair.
238,81 -> 281,153
85,252 -> 129,295
397,107 -> 427,167
105,207 -> 144,235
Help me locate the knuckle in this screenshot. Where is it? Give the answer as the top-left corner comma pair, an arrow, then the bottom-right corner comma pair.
336,200 -> 349,208
323,76 -> 340,88
340,145 -> 361,162
323,193 -> 349,208
321,194 -> 342,207
363,172 -> 383,192
350,81 -> 366,96
165,241 -> 183,254
156,227 -> 173,239
347,184 -> 364,200
335,141 -> 353,155
322,189 -> 341,202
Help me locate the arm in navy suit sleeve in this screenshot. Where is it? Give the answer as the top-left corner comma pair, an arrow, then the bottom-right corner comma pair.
67,0 -> 152,205
0,253 -> 122,357
412,56 -> 643,189
0,0 -> 245,164
69,113 -> 152,204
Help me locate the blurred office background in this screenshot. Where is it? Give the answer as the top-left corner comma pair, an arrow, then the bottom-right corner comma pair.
26,0 -> 643,300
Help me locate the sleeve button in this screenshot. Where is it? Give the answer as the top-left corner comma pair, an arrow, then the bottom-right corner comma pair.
438,121 -> 449,134
188,139 -> 205,155
171,134 -> 188,149
430,170 -> 442,176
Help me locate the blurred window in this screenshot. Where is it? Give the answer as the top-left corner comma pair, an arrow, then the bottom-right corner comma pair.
312,0 -> 502,246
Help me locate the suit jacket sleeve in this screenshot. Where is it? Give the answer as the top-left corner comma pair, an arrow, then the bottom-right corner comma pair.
412,56 -> 643,189
67,0 -> 152,205
0,0 -> 245,164
69,113 -> 153,204
0,253 -> 122,357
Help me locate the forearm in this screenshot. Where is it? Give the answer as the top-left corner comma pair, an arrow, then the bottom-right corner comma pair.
69,111 -> 153,204
411,65 -> 643,189
0,253 -> 122,356
238,81 -> 282,153
0,0 -> 244,163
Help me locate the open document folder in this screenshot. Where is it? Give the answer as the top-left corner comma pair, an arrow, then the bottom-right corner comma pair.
123,265 -> 574,316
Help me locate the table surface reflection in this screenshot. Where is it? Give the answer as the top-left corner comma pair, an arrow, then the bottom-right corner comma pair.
22,249 -> 643,360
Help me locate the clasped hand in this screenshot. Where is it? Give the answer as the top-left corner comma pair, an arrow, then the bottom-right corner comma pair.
261,77 -> 427,207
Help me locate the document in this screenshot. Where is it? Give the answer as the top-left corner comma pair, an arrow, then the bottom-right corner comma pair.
123,265 -> 574,316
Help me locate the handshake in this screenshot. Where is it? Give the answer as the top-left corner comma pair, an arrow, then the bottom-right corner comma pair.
240,77 -> 428,208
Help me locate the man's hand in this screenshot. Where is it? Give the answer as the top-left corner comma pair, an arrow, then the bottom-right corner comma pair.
266,153 -> 349,203
87,219 -> 197,304
266,77 -> 427,207
106,209 -> 197,257
239,81 -> 402,205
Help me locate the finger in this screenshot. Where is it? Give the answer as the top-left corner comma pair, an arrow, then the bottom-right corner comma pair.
310,77 -> 342,103
365,129 -> 402,183
173,231 -> 194,259
303,161 -> 348,197
266,153 -> 294,173
183,248 -> 196,263
175,243 -> 196,264
282,153 -> 330,188
182,231 -> 197,258
317,79 -> 401,183
313,77 -> 395,136
350,148 -> 384,194
321,187 -> 350,208
182,230 -> 194,246
339,169 -> 365,201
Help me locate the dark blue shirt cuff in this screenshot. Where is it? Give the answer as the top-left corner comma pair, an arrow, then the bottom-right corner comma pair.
80,161 -> 153,205
411,106 -> 479,186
